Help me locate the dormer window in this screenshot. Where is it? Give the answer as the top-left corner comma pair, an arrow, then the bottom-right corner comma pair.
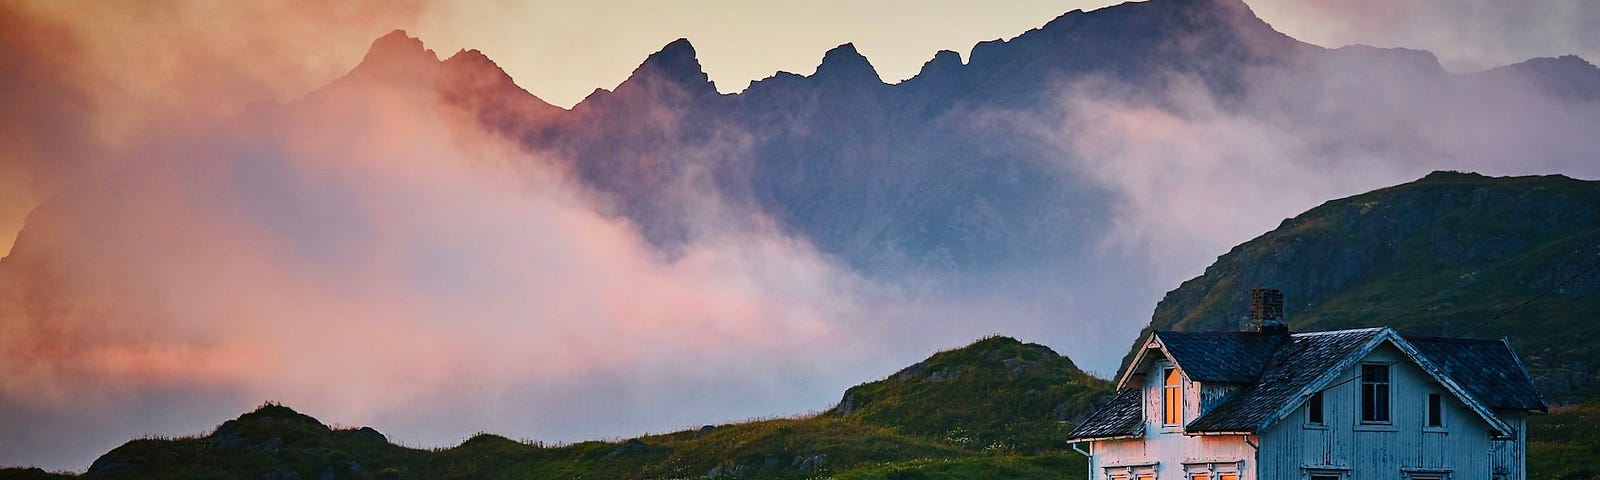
1163,367 -> 1182,426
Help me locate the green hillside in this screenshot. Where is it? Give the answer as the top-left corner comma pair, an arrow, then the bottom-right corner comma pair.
0,337 -> 1111,480
1139,171 -> 1600,402
827,336 -> 1109,454
1134,171 -> 1600,480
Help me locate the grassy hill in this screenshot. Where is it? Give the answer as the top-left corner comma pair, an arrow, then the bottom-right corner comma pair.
0,337 -> 1111,480
1138,171 -> 1600,402
1134,171 -> 1600,480
826,336 -> 1109,454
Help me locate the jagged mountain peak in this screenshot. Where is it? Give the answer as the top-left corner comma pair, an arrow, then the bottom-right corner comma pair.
439,48 -> 561,113
440,47 -> 518,84
814,42 -> 881,84
620,37 -> 715,92
352,29 -> 440,76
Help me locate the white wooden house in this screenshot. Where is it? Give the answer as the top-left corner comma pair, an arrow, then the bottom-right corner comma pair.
1067,289 -> 1546,480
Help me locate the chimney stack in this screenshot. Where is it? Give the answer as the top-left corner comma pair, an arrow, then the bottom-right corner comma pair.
1250,288 -> 1288,334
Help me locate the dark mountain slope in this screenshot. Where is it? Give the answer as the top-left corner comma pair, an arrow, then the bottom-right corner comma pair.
1136,171 -> 1600,403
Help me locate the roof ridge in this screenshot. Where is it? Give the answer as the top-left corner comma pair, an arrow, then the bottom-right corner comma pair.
1403,335 -> 1501,344
1290,326 -> 1386,336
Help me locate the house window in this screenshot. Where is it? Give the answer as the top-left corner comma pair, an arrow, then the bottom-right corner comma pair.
1426,393 -> 1443,427
1361,364 -> 1391,423
1307,390 -> 1325,425
1305,468 -> 1348,480
1107,466 -> 1156,480
1164,368 -> 1182,426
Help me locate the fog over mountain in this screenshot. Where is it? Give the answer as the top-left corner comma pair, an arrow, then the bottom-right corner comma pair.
3,0 -> 1599,471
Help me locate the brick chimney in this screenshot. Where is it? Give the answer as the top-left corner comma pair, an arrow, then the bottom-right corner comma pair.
1250,288 -> 1288,334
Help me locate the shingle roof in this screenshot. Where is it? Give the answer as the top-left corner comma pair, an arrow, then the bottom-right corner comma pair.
1071,326 -> 1546,441
1066,388 -> 1144,441
1155,331 -> 1287,383
1407,336 -> 1546,411
1185,328 -> 1384,432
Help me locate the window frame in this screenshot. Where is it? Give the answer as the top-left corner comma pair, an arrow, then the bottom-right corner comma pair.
1425,392 -> 1445,430
1105,464 -> 1158,480
1183,461 -> 1241,480
1303,467 -> 1348,480
1306,390 -> 1325,426
1360,363 -> 1392,424
1163,367 -> 1183,427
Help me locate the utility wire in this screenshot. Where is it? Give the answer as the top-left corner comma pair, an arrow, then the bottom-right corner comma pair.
1459,253 -> 1600,337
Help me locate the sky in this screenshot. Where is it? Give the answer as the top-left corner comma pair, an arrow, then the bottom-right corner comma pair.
1,0 -> 1598,472
3,0 -> 1599,254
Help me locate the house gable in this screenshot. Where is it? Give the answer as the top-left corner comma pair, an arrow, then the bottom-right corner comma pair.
1115,331 -> 1284,390
1188,328 -> 1517,437
1074,325 -> 1544,449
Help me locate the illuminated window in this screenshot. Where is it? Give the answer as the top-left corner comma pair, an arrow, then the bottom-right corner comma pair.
1164,368 -> 1182,426
1361,364 -> 1391,423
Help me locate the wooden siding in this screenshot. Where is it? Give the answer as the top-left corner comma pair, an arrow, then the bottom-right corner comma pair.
1490,412 -> 1527,480
1256,343 -> 1503,479
1089,357 -> 1257,480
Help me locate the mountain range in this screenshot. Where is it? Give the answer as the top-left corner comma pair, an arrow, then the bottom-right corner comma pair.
3,0 -> 1600,474
326,0 -> 1600,282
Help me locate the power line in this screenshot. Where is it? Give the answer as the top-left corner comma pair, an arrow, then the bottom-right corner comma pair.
1460,253 -> 1600,337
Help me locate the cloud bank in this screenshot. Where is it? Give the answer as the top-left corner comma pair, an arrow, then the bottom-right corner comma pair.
1030,48 -> 1600,288
0,30 -> 958,471
1250,0 -> 1600,73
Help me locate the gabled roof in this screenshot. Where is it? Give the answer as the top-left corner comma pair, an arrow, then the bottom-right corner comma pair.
1065,388 -> 1144,441
1139,331 -> 1286,383
1072,327 -> 1546,443
1407,336 -> 1547,411
1114,330 -> 1286,390
1183,328 -> 1385,432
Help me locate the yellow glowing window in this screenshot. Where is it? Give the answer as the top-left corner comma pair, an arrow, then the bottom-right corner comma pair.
1163,367 -> 1182,425
1220,474 -> 1238,480
1192,475 -> 1210,480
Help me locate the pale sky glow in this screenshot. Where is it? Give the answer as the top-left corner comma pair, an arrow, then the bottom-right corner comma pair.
412,0 -> 1125,107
